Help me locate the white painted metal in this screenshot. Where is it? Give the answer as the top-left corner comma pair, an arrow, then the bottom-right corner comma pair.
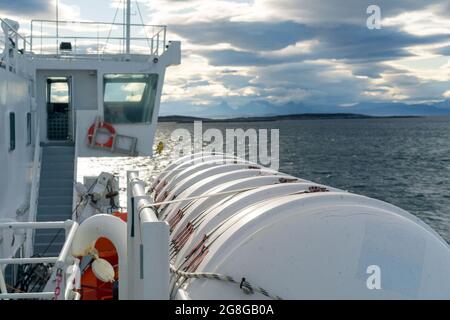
0,267 -> 7,294
127,171 -> 169,300
0,292 -> 55,300
0,221 -> 67,230
174,192 -> 450,299
160,168 -> 295,220
170,183 -> 342,268
0,257 -> 58,265
157,163 -> 270,207
168,175 -> 305,238
0,219 -> 80,300
152,152 -> 229,187
154,155 -> 240,196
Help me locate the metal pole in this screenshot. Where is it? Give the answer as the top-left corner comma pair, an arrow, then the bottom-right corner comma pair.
0,292 -> 55,300
56,0 -> 59,55
126,0 -> 131,54
0,268 -> 7,294
163,27 -> 166,51
30,21 -> 33,52
0,257 -> 58,265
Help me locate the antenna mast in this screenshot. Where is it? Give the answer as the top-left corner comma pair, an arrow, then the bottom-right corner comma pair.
126,0 -> 131,54
56,0 -> 59,53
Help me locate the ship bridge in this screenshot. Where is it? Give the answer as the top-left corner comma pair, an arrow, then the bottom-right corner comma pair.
1,9 -> 181,157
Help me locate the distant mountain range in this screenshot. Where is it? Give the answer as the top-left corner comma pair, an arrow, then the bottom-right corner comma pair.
159,99 -> 450,118
159,113 -> 420,123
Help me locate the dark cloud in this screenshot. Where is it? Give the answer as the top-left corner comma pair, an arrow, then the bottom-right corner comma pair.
201,49 -> 291,66
172,21 -> 315,51
263,0 -> 450,24
199,24 -> 448,69
313,25 -> 448,62
435,46 -> 450,56
0,0 -> 52,14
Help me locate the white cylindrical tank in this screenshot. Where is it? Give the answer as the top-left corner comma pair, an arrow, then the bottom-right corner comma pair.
154,153 -> 450,299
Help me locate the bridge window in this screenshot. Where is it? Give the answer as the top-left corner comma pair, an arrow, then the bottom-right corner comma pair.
103,74 -> 159,124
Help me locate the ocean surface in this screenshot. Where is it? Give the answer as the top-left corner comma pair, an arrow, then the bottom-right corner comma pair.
78,116 -> 450,244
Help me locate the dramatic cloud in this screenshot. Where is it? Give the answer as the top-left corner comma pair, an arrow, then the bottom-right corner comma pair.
155,0 -> 450,110
3,0 -> 450,112
0,0 -> 52,14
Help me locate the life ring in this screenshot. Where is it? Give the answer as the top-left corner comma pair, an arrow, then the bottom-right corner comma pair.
88,122 -> 116,148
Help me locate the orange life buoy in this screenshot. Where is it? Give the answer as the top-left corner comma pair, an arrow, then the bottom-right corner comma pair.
88,121 -> 116,148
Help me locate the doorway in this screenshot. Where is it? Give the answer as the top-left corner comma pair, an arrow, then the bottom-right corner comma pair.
46,77 -> 72,141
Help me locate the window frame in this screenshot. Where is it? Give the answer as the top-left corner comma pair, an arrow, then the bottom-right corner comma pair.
103,73 -> 159,125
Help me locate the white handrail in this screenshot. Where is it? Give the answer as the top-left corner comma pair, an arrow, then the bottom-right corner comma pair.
0,292 -> 55,300
0,221 -> 67,229
0,220 -> 80,300
0,257 -> 58,265
0,18 -> 31,48
55,221 -> 78,269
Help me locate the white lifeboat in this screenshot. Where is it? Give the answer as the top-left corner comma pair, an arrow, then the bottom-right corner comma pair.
153,153 -> 450,300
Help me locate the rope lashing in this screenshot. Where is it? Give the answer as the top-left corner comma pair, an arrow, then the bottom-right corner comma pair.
143,181 -> 328,215
138,186 -> 269,216
170,265 -> 283,300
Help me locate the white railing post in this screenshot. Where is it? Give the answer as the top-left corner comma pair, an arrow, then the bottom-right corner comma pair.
0,267 -> 7,294
163,27 -> 167,51
156,32 -> 160,56
140,216 -> 169,299
128,171 -> 170,300
127,170 -> 138,299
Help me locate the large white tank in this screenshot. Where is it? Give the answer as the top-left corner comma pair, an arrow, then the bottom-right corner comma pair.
154,153 -> 450,299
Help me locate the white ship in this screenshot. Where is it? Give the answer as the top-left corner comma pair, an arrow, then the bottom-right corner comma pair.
1,2 -> 450,300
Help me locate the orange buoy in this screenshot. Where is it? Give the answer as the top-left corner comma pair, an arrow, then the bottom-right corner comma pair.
87,121 -> 116,148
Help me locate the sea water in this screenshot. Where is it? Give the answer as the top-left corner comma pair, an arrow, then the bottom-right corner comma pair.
78,116 -> 450,243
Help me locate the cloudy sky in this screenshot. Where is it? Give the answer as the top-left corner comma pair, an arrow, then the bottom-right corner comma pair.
2,0 -> 450,113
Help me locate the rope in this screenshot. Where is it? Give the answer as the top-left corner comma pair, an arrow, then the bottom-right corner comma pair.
170,265 -> 282,300
102,0 -> 122,54
138,186 -> 262,216
134,0 -> 153,53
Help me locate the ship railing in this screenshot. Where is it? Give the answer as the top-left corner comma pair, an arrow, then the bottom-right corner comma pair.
0,18 -> 31,53
0,220 -> 80,300
126,171 -> 170,300
30,19 -> 167,58
0,18 -> 32,73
